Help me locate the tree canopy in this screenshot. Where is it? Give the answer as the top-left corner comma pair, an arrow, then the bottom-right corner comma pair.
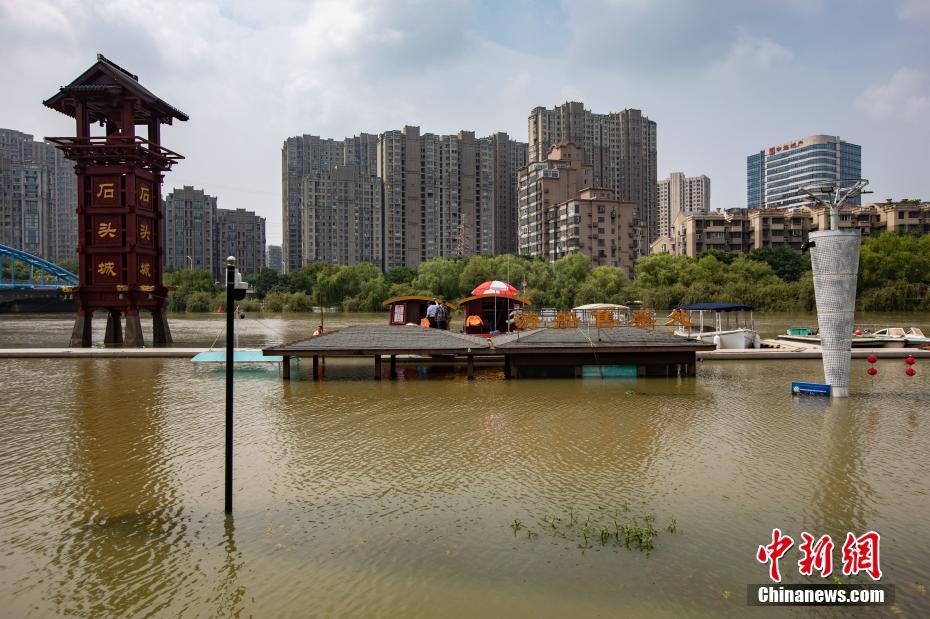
162,232 -> 929,312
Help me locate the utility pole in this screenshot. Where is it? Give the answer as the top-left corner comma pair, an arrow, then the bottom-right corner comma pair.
225,256 -> 235,514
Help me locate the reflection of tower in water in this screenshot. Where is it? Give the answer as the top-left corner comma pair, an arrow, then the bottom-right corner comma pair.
48,359 -> 193,615
809,400 -> 876,537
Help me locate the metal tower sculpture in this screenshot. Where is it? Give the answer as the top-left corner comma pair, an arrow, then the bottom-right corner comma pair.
801,179 -> 871,397
43,55 -> 188,347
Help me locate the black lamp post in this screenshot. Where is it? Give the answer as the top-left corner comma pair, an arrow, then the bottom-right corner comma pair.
225,256 -> 235,514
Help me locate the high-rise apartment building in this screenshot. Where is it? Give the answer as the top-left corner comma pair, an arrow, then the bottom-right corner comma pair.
0,128 -> 77,263
163,185 -> 217,274
377,126 -> 421,270
285,128 -> 526,271
518,140 -> 640,278
527,102 -> 657,248
376,127 -> 524,270
266,244 -> 283,273
282,133 -> 378,272
747,134 -> 861,210
657,172 -> 710,238
492,133 -> 528,254
164,187 -> 266,280
215,208 -> 266,279
303,164 -> 381,265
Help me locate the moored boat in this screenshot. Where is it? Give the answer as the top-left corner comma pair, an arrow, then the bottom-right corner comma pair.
905,327 -> 930,346
670,303 -> 761,349
868,327 -> 930,347
572,303 -> 630,325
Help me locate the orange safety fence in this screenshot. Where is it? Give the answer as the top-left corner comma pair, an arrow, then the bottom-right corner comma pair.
664,308 -> 695,328
514,311 -> 540,330
552,310 -> 580,329
630,309 -> 657,328
592,310 -> 618,329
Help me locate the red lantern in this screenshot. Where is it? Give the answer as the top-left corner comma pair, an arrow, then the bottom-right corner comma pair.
867,355 -> 878,364
906,367 -> 916,377
867,367 -> 878,376
905,356 -> 916,365
855,329 -> 863,336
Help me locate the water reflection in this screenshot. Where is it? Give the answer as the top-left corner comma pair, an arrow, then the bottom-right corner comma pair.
49,360 -> 192,616
809,399 -> 877,536
210,517 -> 247,617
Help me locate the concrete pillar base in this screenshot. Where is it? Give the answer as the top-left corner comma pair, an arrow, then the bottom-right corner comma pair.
124,313 -> 144,347
70,313 -> 92,347
831,386 -> 849,398
152,311 -> 172,345
104,310 -> 123,344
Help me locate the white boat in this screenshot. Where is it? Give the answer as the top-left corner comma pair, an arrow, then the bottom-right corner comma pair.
870,327 -> 930,347
906,327 -> 930,346
571,303 -> 630,325
671,303 -> 761,350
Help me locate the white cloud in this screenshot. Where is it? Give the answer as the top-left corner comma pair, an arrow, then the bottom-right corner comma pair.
897,0 -> 930,22
856,67 -> 930,126
0,0 -> 77,36
1,0 -> 927,240
711,30 -> 793,72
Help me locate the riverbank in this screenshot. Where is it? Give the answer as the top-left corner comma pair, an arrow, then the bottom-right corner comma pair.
2,345 -> 927,360
2,311 -> 929,350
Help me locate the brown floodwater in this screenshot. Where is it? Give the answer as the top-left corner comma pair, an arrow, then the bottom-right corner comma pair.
0,313 -> 928,617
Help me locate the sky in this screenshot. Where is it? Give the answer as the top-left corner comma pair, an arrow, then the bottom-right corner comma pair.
2,0 -> 929,245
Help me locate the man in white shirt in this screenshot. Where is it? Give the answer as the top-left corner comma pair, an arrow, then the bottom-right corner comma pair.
426,301 -> 439,328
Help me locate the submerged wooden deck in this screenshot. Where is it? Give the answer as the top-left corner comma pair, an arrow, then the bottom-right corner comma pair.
262,325 -> 715,380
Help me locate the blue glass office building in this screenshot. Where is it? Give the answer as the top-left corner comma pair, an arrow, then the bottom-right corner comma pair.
746,135 -> 861,209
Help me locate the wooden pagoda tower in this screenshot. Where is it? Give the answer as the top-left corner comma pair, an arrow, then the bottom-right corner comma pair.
43,55 -> 188,347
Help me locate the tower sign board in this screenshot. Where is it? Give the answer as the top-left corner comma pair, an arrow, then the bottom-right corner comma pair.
43,55 -> 188,347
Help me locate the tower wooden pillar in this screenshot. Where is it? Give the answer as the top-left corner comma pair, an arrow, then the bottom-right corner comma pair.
43,54 -> 188,347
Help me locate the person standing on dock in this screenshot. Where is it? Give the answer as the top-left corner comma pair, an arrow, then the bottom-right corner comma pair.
426,301 -> 439,328
436,302 -> 450,330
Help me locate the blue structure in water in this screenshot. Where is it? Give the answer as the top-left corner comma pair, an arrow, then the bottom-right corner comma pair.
791,381 -> 832,397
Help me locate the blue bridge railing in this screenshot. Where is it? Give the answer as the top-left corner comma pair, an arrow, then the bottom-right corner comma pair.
0,244 -> 79,289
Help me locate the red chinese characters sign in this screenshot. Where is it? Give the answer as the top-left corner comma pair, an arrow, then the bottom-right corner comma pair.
91,216 -> 122,246
137,180 -> 153,210
91,176 -> 121,207
137,258 -> 154,284
137,217 -> 155,248
92,255 -> 122,285
757,529 -> 882,582
767,140 -> 805,156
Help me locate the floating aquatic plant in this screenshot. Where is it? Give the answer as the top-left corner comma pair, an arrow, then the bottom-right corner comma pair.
511,506 -> 680,555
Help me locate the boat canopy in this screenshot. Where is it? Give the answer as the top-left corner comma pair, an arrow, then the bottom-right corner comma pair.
681,303 -> 752,312
455,294 -> 532,307
382,295 -> 442,307
573,303 -> 630,311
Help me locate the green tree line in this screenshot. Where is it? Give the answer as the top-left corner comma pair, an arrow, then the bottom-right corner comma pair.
163,231 -> 930,313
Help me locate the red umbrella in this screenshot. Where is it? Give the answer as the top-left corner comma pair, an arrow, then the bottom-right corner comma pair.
471,280 -> 518,297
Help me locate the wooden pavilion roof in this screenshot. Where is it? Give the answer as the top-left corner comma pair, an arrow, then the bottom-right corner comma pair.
43,54 -> 189,125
